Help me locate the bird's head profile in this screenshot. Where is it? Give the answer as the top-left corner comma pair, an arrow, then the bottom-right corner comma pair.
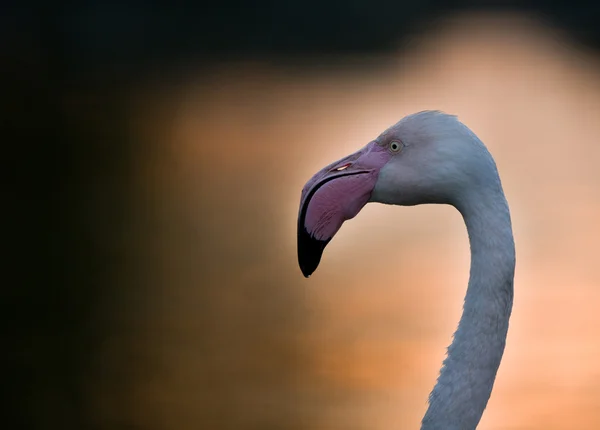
297,110 -> 502,277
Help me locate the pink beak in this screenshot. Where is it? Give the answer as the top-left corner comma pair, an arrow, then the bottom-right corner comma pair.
297,142 -> 392,277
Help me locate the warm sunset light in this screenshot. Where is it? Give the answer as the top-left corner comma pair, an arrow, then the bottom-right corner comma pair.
114,11 -> 600,430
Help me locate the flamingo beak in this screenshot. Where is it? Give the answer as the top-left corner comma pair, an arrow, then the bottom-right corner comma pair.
297,144 -> 387,277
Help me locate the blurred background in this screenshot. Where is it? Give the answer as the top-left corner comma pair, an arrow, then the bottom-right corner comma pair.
5,1 -> 600,429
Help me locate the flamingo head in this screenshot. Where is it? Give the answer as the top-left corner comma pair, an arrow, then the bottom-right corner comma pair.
297,111 -> 500,277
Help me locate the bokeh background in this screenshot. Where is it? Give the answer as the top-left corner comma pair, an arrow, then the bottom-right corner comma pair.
6,2 -> 600,430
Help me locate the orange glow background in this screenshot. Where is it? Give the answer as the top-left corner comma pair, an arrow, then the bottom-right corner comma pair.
102,13 -> 600,430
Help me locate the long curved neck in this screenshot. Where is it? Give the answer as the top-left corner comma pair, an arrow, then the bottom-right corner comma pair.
421,187 -> 515,430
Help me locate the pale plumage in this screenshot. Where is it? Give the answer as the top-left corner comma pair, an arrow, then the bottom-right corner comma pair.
297,111 -> 515,429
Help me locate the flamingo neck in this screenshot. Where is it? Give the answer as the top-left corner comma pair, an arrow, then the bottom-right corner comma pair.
420,188 -> 515,430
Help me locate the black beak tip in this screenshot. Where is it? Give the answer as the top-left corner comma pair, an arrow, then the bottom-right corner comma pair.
297,226 -> 330,278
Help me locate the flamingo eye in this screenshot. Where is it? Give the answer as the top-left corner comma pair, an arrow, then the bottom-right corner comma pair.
389,141 -> 402,153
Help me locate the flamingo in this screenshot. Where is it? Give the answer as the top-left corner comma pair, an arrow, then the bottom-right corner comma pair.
297,111 -> 515,430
